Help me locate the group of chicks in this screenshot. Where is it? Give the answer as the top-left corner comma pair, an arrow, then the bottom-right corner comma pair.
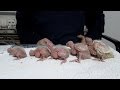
7,35 -> 114,64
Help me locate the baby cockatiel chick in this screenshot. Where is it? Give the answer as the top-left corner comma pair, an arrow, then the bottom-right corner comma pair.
78,35 -> 97,56
77,34 -> 87,44
29,46 -> 51,61
67,40 -> 91,63
85,37 -> 97,56
50,45 -> 70,64
66,41 -> 77,56
7,46 -> 27,60
93,40 -> 114,61
37,38 -> 55,50
71,43 -> 91,63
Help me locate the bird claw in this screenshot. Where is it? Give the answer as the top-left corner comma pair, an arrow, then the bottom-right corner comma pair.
60,60 -> 67,65
69,59 -> 80,63
92,58 -> 105,62
48,57 -> 53,59
99,59 -> 105,62
14,57 -> 20,60
37,58 -> 45,61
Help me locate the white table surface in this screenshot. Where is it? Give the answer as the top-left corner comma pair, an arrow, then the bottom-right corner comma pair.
0,45 -> 120,79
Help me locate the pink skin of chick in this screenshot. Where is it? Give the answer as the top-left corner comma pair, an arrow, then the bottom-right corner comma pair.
85,37 -> 97,56
70,43 -> 91,63
78,35 -> 97,57
66,41 -> 77,56
50,45 -> 70,64
29,46 -> 51,61
37,38 -> 55,50
7,46 -> 27,60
